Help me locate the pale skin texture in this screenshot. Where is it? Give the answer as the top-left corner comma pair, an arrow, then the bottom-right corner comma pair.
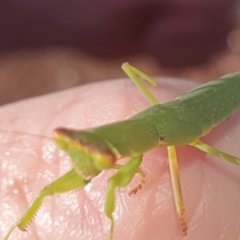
1,77 -> 240,240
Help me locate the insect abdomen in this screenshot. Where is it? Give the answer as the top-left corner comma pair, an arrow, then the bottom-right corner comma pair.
175,72 -> 240,132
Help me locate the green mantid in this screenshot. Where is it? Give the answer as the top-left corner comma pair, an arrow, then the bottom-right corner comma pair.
3,63 -> 240,240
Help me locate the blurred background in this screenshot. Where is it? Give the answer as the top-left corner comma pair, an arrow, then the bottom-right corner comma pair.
0,0 -> 240,105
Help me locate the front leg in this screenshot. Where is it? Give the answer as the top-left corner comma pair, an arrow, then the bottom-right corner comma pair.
105,155 -> 144,240
4,169 -> 90,240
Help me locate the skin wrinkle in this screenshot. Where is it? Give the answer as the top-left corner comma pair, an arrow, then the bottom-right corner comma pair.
143,178 -> 159,239
80,196 -> 94,237
236,205 -> 240,239
219,214 -> 232,240
236,206 -> 240,238
79,180 -> 106,238
84,191 -> 102,225
118,186 -> 145,238
142,158 -> 170,239
191,161 -> 208,230
204,159 -> 240,238
177,148 -> 205,231
206,169 -> 223,237
150,178 -> 172,239
117,191 -> 129,234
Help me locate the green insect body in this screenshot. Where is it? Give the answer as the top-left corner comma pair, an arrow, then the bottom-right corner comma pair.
3,63 -> 240,240
132,72 -> 240,145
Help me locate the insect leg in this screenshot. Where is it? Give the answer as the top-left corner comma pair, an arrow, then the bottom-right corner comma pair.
4,169 -> 89,240
121,62 -> 159,105
128,167 -> 146,196
167,146 -> 188,234
113,164 -> 146,195
191,139 -> 240,165
122,62 -> 187,234
105,155 -> 143,240
122,63 -> 187,235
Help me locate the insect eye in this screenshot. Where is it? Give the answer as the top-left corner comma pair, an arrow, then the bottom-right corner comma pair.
53,131 -> 69,151
93,151 -> 116,170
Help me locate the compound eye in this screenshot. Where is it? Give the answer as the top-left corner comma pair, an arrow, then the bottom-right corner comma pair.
93,151 -> 116,170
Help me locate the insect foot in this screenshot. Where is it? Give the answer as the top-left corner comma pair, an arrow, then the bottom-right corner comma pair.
179,216 -> 188,235
128,178 -> 145,196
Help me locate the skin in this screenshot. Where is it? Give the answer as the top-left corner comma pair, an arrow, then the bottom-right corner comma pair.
1,77 -> 240,240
